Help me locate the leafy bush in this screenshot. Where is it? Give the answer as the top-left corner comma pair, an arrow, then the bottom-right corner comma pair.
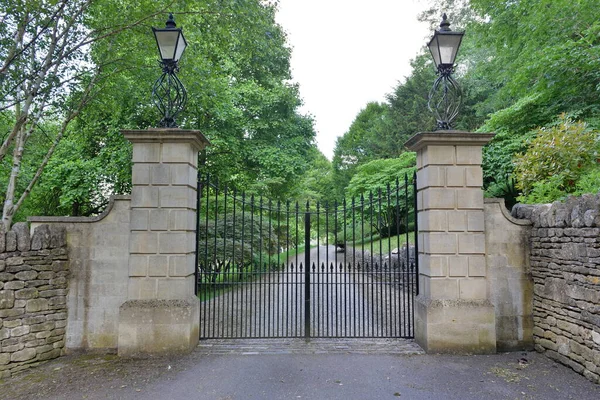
514,115 -> 599,203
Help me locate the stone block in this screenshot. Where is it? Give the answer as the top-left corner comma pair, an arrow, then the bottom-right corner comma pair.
129,232 -> 158,254
10,347 -> 36,362
0,224 -> 5,252
117,297 -> 200,357
31,225 -> 51,250
424,233 -> 457,254
3,281 -> 23,290
48,226 -> 67,248
459,278 -> 487,300
0,327 -> 9,339
169,255 -> 195,277
15,270 -> 37,281
467,211 -> 485,232
149,210 -> 169,231
423,188 -> 456,209
128,278 -> 158,300
465,167 -> 483,187
3,319 -> 21,328
447,211 -> 467,232
0,272 -> 13,281
148,256 -> 168,277
129,255 -> 148,277
468,256 -> 487,277
5,231 -> 17,252
130,209 -> 149,231
10,325 -> 30,337
26,298 -> 49,313
415,296 -> 496,354
456,146 -> 483,165
132,164 -> 151,185
429,278 -> 459,300
150,164 -> 171,185
132,143 -> 161,163
0,290 -> 15,309
168,209 -> 196,231
159,232 -> 194,254
458,233 -> 486,254
157,277 -> 194,299
422,145 -> 456,166
417,167 -> 445,189
420,210 -> 447,232
38,348 -> 61,361
448,256 -> 468,277
0,353 -> 9,365
15,288 -> 38,300
131,186 -> 159,208
446,166 -> 465,187
161,143 -> 195,164
456,188 -> 484,209
12,222 -> 30,251
159,186 -> 194,209
170,164 -> 196,186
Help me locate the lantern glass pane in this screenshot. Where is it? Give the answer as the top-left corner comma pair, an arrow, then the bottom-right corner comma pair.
174,33 -> 187,62
428,37 -> 441,68
155,30 -> 179,60
437,34 -> 463,65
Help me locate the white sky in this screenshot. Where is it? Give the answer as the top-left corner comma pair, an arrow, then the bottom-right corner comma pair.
275,0 -> 431,159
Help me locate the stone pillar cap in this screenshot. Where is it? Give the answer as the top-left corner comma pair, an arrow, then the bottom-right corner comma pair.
121,128 -> 210,152
405,131 -> 495,151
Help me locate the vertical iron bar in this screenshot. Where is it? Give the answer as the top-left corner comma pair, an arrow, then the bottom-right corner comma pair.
222,185 -> 228,338
405,174 -> 410,337
304,203 -> 311,340
241,191 -> 247,338
259,196 -> 263,338
360,194 -> 365,337
369,192 -> 377,337
212,178 -> 219,338
296,201 -> 300,337
203,175 -> 211,338
250,195 -> 255,337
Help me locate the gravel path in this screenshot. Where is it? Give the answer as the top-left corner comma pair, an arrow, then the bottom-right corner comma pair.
200,245 -> 415,338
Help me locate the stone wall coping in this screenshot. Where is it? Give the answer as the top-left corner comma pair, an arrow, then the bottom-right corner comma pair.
121,128 -> 210,152
485,198 -> 532,226
28,195 -> 130,225
405,131 -> 496,151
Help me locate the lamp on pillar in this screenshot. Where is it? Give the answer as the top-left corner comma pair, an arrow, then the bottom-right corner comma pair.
427,14 -> 464,130
152,13 -> 188,128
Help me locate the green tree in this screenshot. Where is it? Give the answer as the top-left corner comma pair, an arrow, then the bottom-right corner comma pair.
331,102 -> 389,197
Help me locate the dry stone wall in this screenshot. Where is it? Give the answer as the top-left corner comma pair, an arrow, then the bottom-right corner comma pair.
0,223 -> 69,378
512,194 -> 600,383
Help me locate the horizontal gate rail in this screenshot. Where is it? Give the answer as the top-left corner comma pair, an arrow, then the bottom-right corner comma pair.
196,173 -> 418,339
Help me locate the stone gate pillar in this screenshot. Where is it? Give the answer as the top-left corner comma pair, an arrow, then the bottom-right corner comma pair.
406,131 -> 496,353
117,128 -> 209,357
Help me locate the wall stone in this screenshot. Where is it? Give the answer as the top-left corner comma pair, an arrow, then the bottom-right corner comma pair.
0,224 -> 68,378
29,196 -> 130,352
484,199 -> 534,351
513,193 -> 600,384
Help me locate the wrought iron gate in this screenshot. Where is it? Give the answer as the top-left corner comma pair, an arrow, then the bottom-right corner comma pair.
196,174 -> 418,339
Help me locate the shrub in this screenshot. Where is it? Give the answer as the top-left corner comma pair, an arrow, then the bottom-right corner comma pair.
514,114 -> 599,203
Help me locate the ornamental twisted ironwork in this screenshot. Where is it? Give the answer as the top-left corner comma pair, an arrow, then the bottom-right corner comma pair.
152,60 -> 187,128
428,64 -> 462,130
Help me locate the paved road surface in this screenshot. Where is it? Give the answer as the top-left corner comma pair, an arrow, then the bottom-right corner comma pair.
2,341 -> 599,400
